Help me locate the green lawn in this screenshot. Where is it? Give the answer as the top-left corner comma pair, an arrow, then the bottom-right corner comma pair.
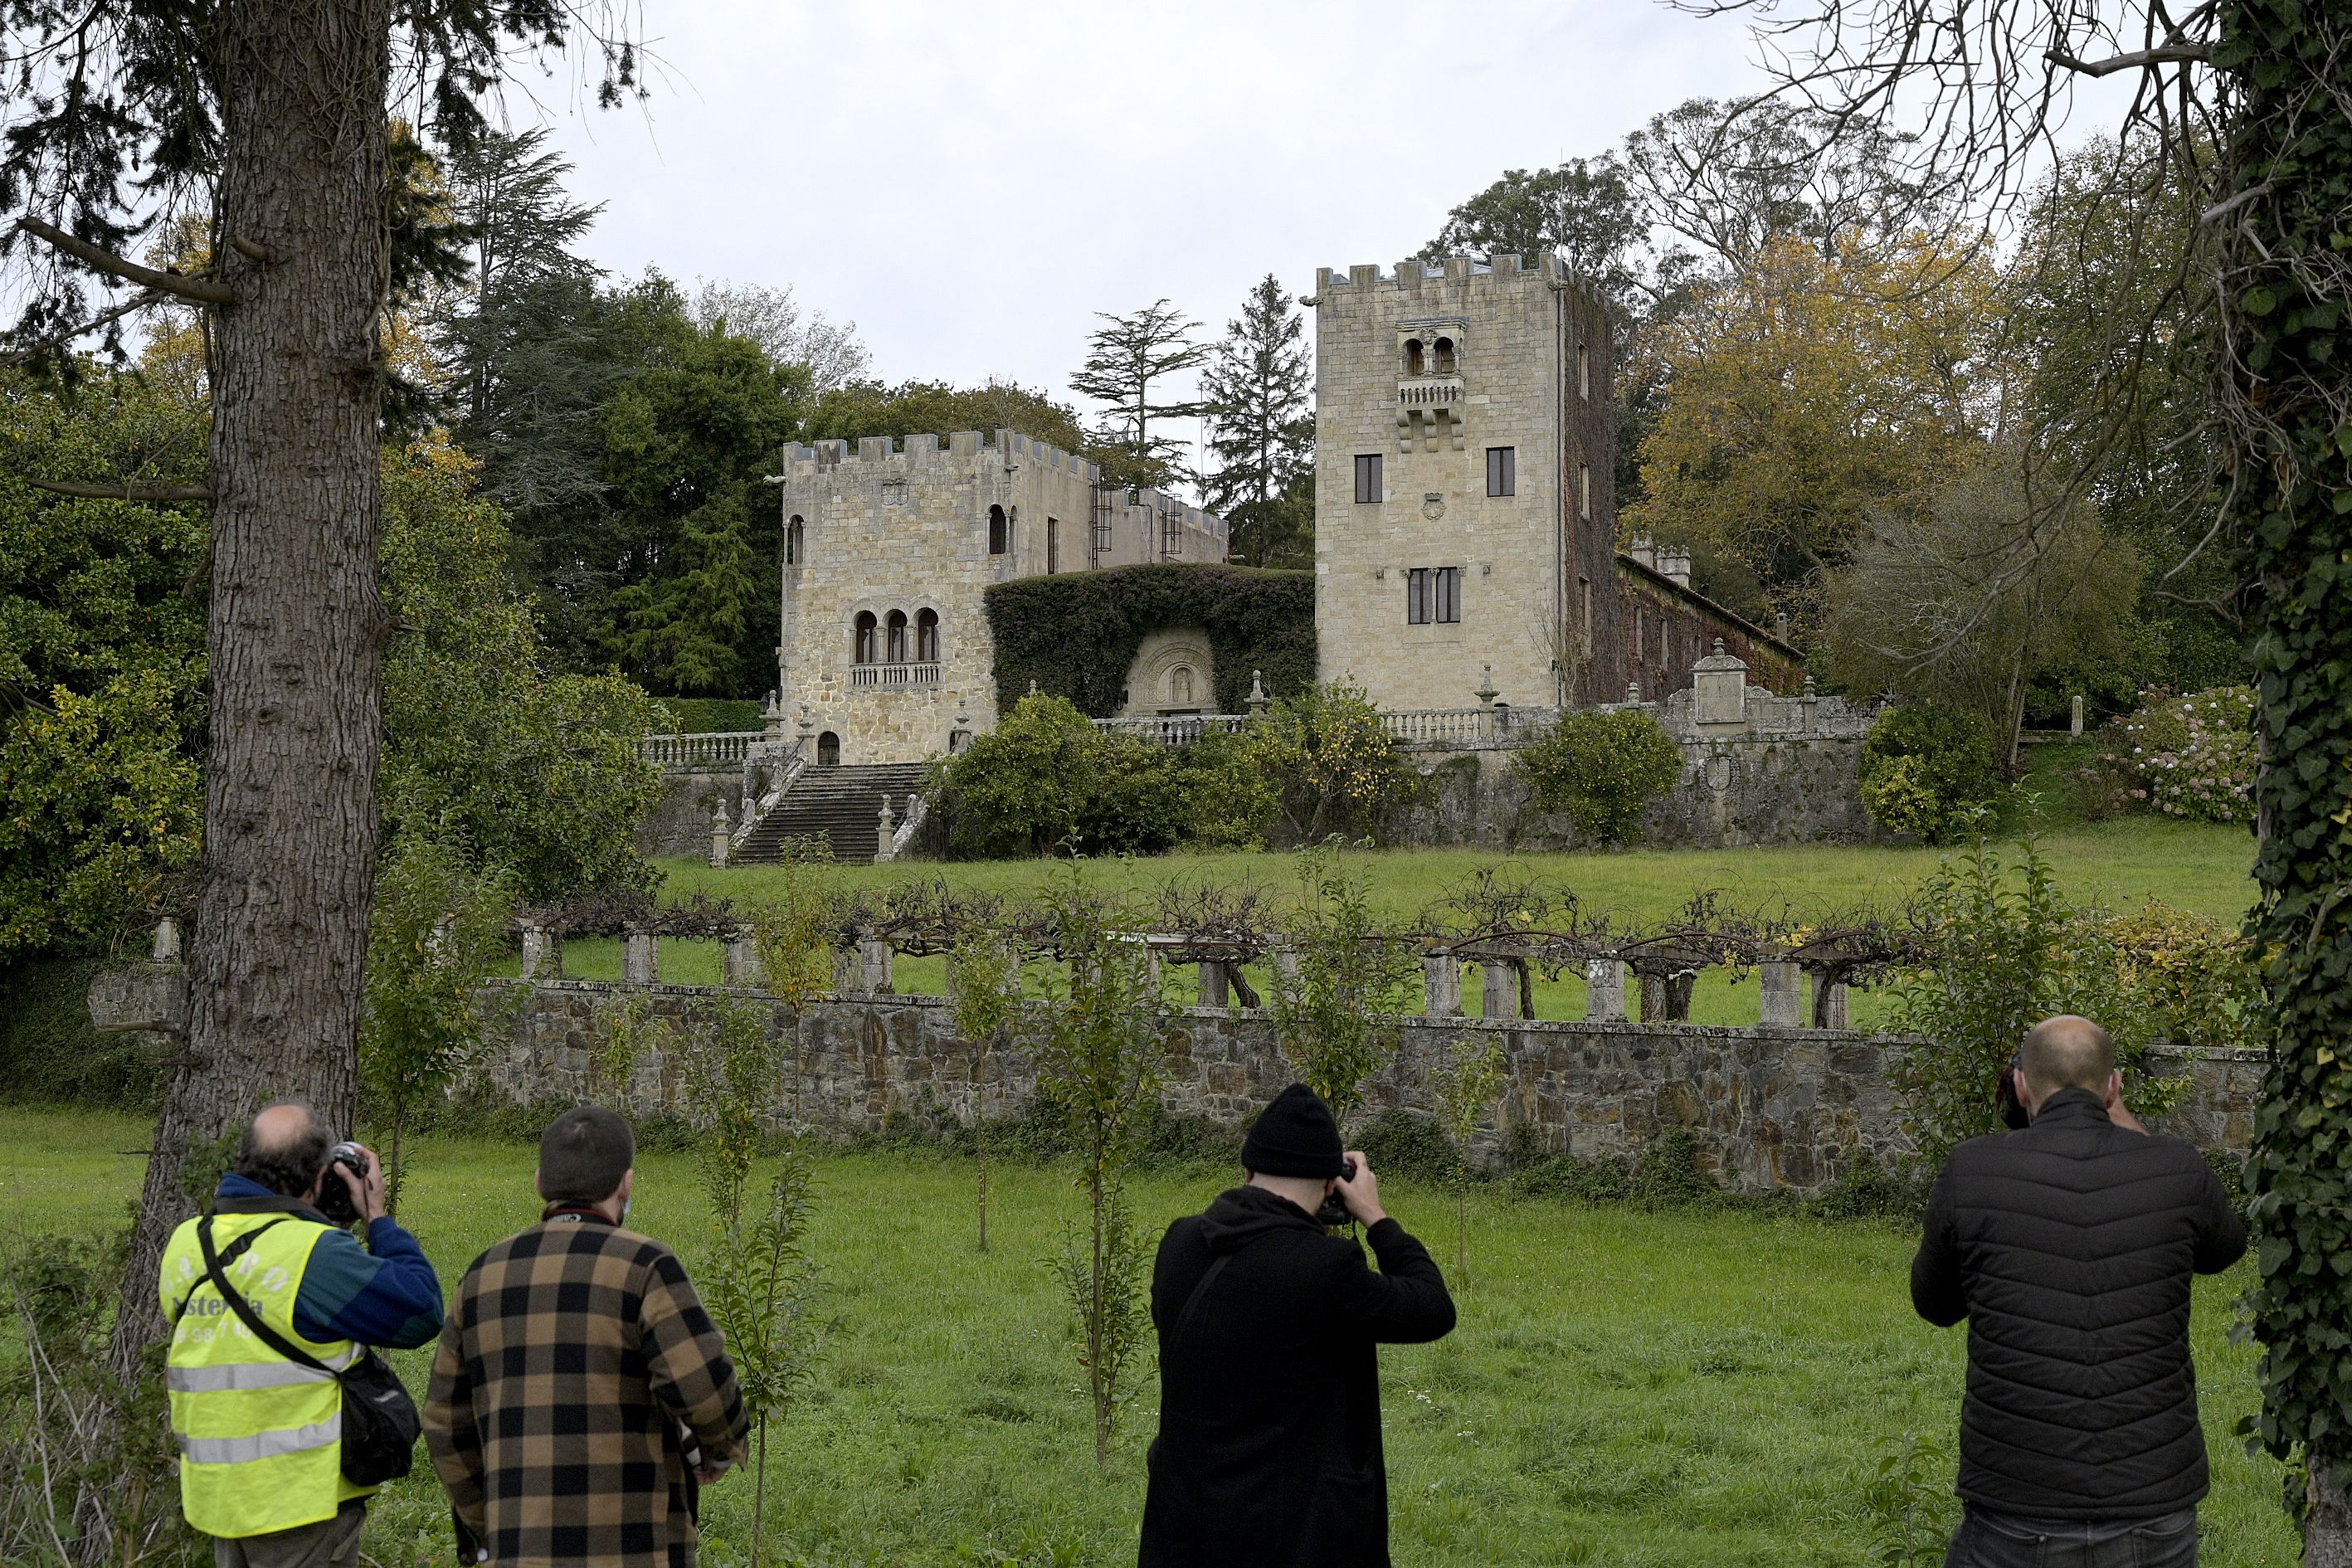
0,1107 -> 2292,1568
519,816 -> 2256,1031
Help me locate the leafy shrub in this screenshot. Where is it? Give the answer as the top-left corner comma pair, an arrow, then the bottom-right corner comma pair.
0,957 -> 166,1111
1858,704 -> 2000,844
1513,708 -> 1684,845
2110,684 -> 2255,824
658,696 -> 762,733
1236,678 -> 1410,844
1629,1126 -> 1719,1209
1355,1105 -> 1464,1182
1180,726 -> 1279,849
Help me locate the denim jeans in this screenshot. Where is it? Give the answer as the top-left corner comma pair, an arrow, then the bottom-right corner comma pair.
1945,1506 -> 2199,1568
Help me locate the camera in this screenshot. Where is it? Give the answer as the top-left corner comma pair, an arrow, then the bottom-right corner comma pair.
1315,1157 -> 1359,1229
1995,1052 -> 2031,1131
314,1140 -> 371,1225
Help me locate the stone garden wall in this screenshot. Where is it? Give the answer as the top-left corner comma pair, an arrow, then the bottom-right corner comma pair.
636,768 -> 736,859
478,981 -> 2258,1195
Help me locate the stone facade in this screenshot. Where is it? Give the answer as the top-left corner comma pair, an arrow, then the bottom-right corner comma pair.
478,981 -> 2257,1195
771,431 -> 1225,765
1309,256 -> 1804,714
1116,626 -> 1219,717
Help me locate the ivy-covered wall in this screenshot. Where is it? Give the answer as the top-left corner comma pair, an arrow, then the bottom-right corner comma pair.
983,563 -> 1315,718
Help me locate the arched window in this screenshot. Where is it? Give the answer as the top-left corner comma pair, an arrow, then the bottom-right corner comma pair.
854,611 -> 878,665
1432,336 -> 1457,375
816,731 -> 840,767
1403,338 -> 1424,377
885,609 -> 908,665
786,514 -> 805,566
916,608 -> 940,664
987,504 -> 1008,555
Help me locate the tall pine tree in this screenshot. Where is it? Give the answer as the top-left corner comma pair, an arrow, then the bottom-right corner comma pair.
1070,299 -> 1208,492
1200,275 -> 1313,567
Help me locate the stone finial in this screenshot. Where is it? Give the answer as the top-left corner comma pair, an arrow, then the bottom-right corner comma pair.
1803,674 -> 1818,699
710,800 -> 732,869
1627,681 -> 1642,704
1246,670 -> 1271,714
1712,637 -> 1726,655
152,916 -> 182,963
1028,679 -> 1040,696
1475,664 -> 1499,706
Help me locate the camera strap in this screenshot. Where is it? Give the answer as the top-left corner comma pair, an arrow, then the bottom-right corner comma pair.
168,1217 -> 290,1327
195,1216 -> 348,1382
1172,1255 -> 1233,1351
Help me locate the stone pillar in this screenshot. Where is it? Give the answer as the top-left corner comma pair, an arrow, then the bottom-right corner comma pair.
1272,947 -> 1300,988
723,936 -> 763,987
153,916 -> 183,963
1808,971 -> 1851,1030
1197,961 -> 1230,1008
1424,953 -> 1461,1019
1480,960 -> 1521,1019
831,946 -> 860,994
710,800 -> 732,868
874,796 -> 898,864
519,923 -> 556,981
622,929 -> 659,986
2071,694 -> 2086,737
1758,961 -> 1804,1027
858,937 -> 894,995
1585,958 -> 1628,1022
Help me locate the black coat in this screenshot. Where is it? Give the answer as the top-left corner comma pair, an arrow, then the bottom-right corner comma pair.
1137,1186 -> 1456,1568
1911,1089 -> 2247,1520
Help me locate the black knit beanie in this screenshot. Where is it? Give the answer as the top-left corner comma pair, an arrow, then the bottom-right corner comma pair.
1241,1083 -> 1346,1178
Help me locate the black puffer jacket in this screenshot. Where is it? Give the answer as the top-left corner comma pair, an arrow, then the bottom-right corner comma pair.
1911,1089 -> 2247,1519
1137,1185 -> 1455,1568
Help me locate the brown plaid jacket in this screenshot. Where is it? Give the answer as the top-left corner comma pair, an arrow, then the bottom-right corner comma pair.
423,1211 -> 748,1568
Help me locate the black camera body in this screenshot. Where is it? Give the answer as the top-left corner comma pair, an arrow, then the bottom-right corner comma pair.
1995,1052 -> 2031,1131
314,1140 -> 370,1225
1314,1157 -> 1358,1229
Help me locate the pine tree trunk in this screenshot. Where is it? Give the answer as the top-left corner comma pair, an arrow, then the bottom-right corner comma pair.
107,0 -> 392,1377
2310,1467 -> 2352,1568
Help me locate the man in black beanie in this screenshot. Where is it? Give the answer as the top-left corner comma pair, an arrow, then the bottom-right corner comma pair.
1138,1083 -> 1456,1568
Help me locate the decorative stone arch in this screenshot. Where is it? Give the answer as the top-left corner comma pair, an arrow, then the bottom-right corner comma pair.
1119,626 -> 1218,717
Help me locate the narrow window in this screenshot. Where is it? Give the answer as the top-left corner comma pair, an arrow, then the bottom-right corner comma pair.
1434,566 -> 1461,623
1578,343 -> 1590,401
1404,338 -> 1424,377
1578,462 -> 1592,520
1354,454 -> 1383,504
1047,517 -> 1060,572
1486,446 -> 1515,498
885,609 -> 908,665
786,515 -> 805,566
916,607 -> 939,664
1432,336 -> 1457,375
987,504 -> 1007,555
1578,577 -> 1594,656
1406,567 -> 1431,625
854,611 -> 878,665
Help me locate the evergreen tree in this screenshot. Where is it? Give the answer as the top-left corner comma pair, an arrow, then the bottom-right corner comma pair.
1200,275 -> 1314,567
1423,159 -> 1650,313
1069,299 -> 1209,491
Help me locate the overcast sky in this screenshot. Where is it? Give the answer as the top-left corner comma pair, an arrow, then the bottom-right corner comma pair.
524,0 -> 1769,468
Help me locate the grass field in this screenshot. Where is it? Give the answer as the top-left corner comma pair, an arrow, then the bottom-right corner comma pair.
520,816 -> 2257,1031
0,1106 -> 2293,1568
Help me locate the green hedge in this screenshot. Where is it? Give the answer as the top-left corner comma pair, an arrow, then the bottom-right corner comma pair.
0,957 -> 166,1111
982,563 -> 1315,718
656,697 -> 762,733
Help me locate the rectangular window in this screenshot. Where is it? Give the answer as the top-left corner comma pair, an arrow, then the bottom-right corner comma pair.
1578,462 -> 1592,520
1047,517 -> 1059,573
1405,567 -> 1461,625
1486,446 -> 1515,497
1578,343 -> 1590,401
1354,454 -> 1383,504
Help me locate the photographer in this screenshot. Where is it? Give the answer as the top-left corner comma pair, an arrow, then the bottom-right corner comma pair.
1139,1083 -> 1456,1568
1914,1015 -> 2247,1567
160,1102 -> 445,1568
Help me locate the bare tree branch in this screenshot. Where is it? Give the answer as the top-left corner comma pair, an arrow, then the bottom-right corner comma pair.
2047,44 -> 2212,77
27,478 -> 211,503
13,217 -> 235,305
0,287 -> 164,364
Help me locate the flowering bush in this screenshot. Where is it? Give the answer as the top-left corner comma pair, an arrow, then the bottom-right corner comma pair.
2111,685 -> 2255,824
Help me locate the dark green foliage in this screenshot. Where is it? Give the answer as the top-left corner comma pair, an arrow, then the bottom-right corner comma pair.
2214,0 -> 2352,1502
0,957 -> 163,1111
984,562 -> 1315,719
1200,276 -> 1315,570
1356,1105 -> 1465,1183
1629,1127 -> 1721,1209
1069,300 -> 1210,492
806,379 -> 1091,456
1514,708 -> 1686,845
1858,704 -> 2002,845
1810,1159 -> 1928,1223
660,698 -> 762,733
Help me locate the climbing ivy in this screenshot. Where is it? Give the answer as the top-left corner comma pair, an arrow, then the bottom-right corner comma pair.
2215,0 -> 2352,1532
982,562 -> 1313,717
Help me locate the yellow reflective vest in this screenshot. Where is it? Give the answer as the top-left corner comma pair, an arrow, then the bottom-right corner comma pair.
160,1210 -> 373,1538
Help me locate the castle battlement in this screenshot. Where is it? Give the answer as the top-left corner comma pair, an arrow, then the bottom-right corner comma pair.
1312,252 -> 1580,297
777,428 -> 1100,480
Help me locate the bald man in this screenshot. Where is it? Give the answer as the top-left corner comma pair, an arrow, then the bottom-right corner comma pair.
160,1103 -> 443,1568
1913,1016 -> 2247,1567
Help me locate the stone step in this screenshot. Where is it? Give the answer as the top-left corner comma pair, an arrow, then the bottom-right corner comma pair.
734,763 -> 928,865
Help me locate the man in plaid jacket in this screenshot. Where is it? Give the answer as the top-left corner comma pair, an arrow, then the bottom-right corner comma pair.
424,1107 -> 748,1567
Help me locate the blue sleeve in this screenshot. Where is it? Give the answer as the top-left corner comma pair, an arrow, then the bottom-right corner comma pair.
292,1219 -> 446,1349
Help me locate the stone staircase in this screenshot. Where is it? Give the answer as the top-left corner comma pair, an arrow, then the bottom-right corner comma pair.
736,762 -> 928,865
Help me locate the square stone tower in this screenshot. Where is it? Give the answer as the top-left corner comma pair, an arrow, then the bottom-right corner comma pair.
1310,255 -> 1617,710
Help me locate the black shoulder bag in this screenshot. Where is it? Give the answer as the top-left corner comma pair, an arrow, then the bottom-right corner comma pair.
196,1215 -> 422,1487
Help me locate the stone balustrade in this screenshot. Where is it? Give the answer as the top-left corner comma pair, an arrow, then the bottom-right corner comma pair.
637,731 -> 765,772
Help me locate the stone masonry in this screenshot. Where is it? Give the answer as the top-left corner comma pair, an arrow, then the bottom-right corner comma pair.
480,981 -> 2257,1195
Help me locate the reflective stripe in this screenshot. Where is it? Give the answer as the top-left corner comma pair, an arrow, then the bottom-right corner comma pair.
177,1415 -> 343,1466
167,1347 -> 357,1393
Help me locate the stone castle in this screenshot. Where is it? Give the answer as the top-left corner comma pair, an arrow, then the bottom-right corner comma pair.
765,254 -> 1799,768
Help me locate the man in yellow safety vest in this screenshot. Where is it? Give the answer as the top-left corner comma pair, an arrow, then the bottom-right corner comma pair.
160,1103 -> 445,1568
